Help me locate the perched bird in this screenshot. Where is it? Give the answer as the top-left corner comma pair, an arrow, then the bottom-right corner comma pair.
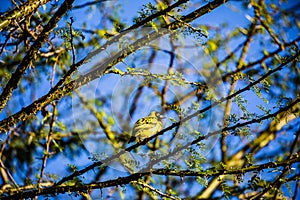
128,111 -> 165,143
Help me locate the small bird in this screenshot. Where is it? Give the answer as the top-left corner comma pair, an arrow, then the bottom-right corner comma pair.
128,111 -> 165,143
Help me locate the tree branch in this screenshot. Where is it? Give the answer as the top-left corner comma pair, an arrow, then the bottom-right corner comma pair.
0,0 -> 75,112
2,151 -> 299,199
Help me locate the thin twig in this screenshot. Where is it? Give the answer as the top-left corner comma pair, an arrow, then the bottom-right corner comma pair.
131,181 -> 180,200
37,102 -> 56,187
69,17 -> 76,65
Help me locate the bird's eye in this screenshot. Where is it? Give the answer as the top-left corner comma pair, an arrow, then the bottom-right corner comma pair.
156,112 -> 164,118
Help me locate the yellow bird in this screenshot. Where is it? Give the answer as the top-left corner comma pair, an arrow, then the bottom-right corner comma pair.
128,111 -> 165,143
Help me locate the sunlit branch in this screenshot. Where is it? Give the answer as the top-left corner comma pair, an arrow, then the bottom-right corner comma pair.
76,91 -> 116,143
0,0 -> 51,30
108,68 -> 207,88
